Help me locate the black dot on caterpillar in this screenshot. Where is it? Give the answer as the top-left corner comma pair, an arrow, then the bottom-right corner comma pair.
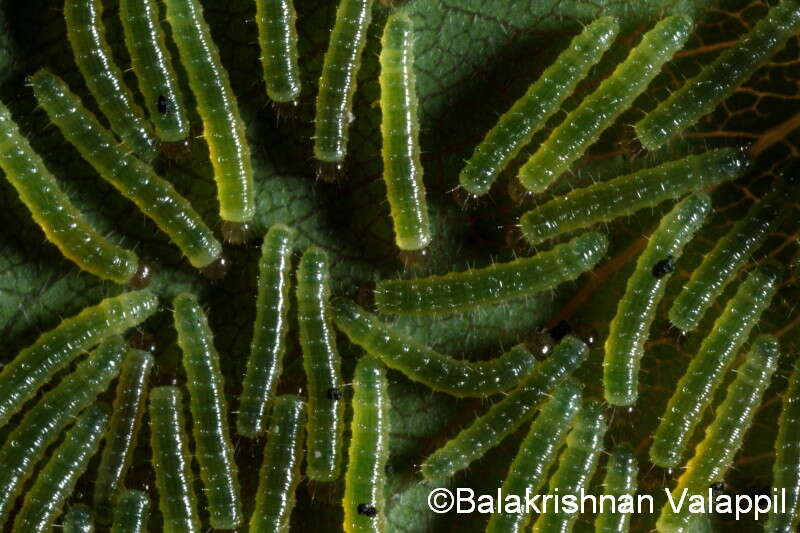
157,95 -> 169,115
298,248 -> 344,481
200,255 -> 231,280
129,259 -> 155,289
652,255 -> 676,278
357,503 -> 377,517
603,193 -> 711,405
30,70 -> 225,271
326,387 -> 343,401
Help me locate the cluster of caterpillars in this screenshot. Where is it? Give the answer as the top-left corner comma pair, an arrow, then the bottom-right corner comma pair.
0,0 -> 799,532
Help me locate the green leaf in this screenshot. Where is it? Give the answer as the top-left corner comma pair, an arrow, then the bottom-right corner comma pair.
1,0 -> 798,531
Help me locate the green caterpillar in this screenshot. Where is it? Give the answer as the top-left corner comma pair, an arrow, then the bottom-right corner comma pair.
119,0 -> 189,142
297,247 -> 344,481
12,406 -> 108,533
650,264 -> 781,468
656,335 -> 779,532
459,16 -> 619,196
375,232 -> 608,315
255,0 -> 302,106
162,0 -> 255,239
519,148 -> 747,245
380,12 -> 431,250
0,336 -> 124,523
420,339 -> 587,480
379,12 -> 431,251
63,504 -> 94,533
333,299 -> 539,397
148,386 -> 201,533
249,395 -> 306,533
313,0 -> 376,168
517,15 -> 693,193
635,0 -> 800,149
0,99 -> 148,287
531,401 -> 607,533
603,193 -> 710,406
0,290 -> 156,428
485,381 -> 583,533
173,293 -> 242,529
93,349 -> 154,524
765,358 -> 800,533
343,356 -> 390,533
29,70 -> 226,275
63,0 -> 157,159
669,177 -> 795,332
237,225 -> 295,438
111,490 -> 150,533
595,444 -> 638,533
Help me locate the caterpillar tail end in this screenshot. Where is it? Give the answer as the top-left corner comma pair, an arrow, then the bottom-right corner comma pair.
633,126 -> 668,153
648,440 -> 682,470
306,465 -> 341,483
457,170 -> 492,199
667,304 -> 698,334
603,387 -> 637,407
518,212 -> 545,246
395,230 -> 432,253
235,404 -> 266,439
603,351 -> 638,406
419,455 -> 453,482
517,166 -> 556,195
